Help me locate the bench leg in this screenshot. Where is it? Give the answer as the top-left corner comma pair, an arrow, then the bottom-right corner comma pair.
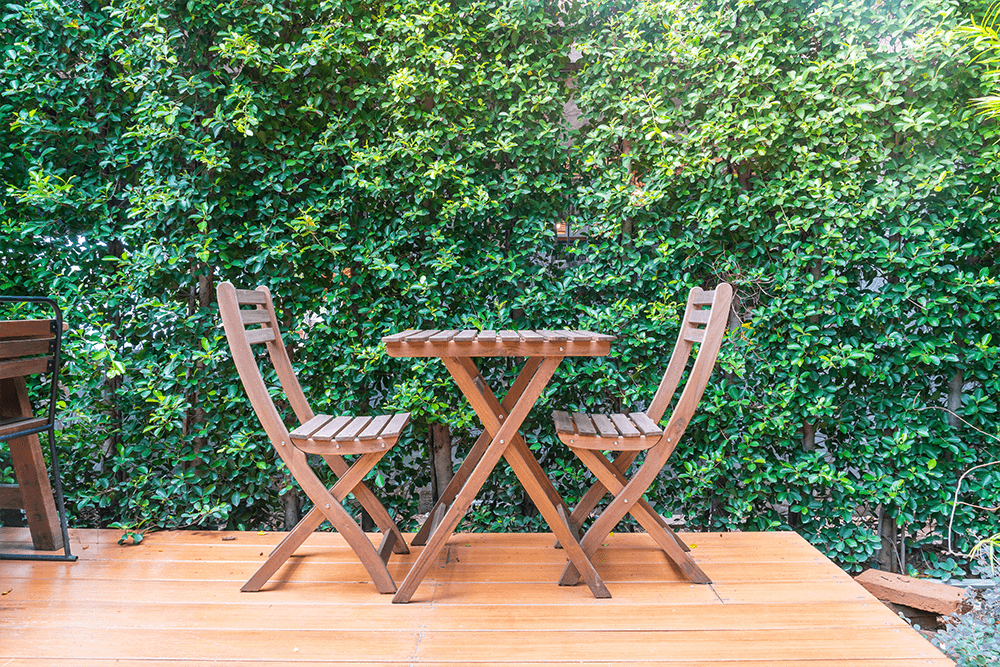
2,377 -> 62,551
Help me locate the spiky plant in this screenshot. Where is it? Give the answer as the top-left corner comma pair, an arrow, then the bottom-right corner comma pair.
957,2 -> 1000,118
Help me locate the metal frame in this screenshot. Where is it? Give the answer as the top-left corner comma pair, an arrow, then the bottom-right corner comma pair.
0,296 -> 76,562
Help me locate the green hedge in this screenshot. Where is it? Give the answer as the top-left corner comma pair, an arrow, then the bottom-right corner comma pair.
2,0 -> 998,576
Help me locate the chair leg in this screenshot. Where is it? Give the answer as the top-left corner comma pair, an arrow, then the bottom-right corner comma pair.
558,451 -> 688,554
576,450 -> 691,553
322,454 -> 409,554
567,450 -> 639,533
377,530 -> 398,564
559,448 -> 711,586
243,509 -> 322,592
555,450 -> 639,549
243,450 -> 397,594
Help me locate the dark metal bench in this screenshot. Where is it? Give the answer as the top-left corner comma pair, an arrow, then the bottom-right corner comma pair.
0,297 -> 75,561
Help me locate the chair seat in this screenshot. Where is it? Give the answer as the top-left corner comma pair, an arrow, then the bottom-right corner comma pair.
552,410 -> 662,451
290,412 -> 411,454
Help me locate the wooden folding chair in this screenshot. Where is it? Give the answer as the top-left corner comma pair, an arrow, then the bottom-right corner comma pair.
217,282 -> 411,594
553,283 -> 733,589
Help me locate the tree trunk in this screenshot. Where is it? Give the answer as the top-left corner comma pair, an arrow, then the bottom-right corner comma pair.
282,473 -> 300,530
876,505 -> 899,573
948,369 -> 963,428
430,422 -> 453,501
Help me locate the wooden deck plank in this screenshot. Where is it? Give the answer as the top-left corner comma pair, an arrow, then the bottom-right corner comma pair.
23,539 -> 825,563
0,576 -> 437,605
1,600 -> 908,631
0,628 -> 419,661
414,629 -> 944,662
1,528 -> 813,549
1,575 -> 877,607
0,661 -> 957,667
0,558 -> 853,584
0,529 -> 951,666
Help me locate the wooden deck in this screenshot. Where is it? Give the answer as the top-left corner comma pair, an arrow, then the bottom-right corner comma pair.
1,528 -> 952,666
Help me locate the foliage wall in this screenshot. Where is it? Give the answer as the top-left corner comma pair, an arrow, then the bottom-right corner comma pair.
2,0 -> 998,575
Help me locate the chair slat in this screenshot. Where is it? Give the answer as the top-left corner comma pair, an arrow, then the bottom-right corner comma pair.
379,412 -> 410,439
553,410 -> 575,435
246,328 -> 276,345
289,415 -> 334,440
235,289 -> 267,305
358,414 -> 393,440
684,329 -> 705,343
240,310 -> 271,325
629,412 -> 662,436
313,415 -> 354,441
336,416 -> 373,441
518,330 -> 544,341
572,412 -> 597,436
0,357 -> 50,380
0,320 -> 55,340
499,330 -> 520,342
452,330 -> 478,342
688,309 -> 711,324
0,338 -> 52,361
591,414 -> 619,437
479,330 -> 497,340
610,413 -> 641,437
690,289 -> 716,305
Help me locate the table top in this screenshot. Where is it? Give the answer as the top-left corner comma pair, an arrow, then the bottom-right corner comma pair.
383,329 -> 614,358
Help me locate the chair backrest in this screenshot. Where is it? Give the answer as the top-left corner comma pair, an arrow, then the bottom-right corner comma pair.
0,319 -> 57,381
0,298 -> 63,441
216,282 -> 315,459
645,283 -> 734,428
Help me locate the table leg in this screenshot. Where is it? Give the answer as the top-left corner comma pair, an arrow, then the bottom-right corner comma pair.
453,360 -> 608,598
454,357 -> 567,514
392,356 -> 561,604
501,441 -> 610,598
411,357 -> 543,546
